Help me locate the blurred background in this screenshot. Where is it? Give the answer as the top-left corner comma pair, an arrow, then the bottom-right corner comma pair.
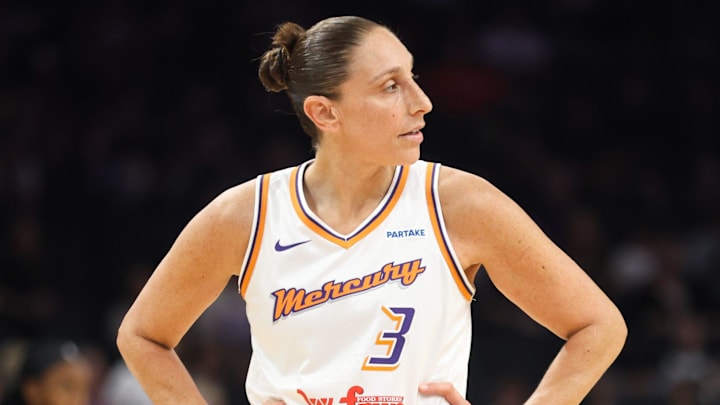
1,0 -> 718,404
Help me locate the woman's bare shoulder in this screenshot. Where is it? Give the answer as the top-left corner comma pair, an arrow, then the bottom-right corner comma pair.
176,178 -> 259,274
437,165 -> 506,216
436,165 -> 533,270
195,178 -> 259,247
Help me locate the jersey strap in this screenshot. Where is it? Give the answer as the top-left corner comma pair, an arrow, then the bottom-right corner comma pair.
239,173 -> 271,297
425,163 -> 475,300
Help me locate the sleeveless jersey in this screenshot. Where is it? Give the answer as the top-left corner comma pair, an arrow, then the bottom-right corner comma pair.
238,160 -> 475,405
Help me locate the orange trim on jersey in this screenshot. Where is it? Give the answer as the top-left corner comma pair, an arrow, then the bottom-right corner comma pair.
240,174 -> 270,297
289,165 -> 409,249
425,163 -> 474,301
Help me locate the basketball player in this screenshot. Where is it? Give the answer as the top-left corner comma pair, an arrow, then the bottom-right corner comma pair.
116,16 -> 627,404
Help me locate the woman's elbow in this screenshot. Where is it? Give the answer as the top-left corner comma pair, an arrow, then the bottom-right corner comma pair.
115,317 -> 135,358
605,305 -> 628,356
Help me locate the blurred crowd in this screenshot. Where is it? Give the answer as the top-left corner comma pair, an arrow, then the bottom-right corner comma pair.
1,0 -> 718,404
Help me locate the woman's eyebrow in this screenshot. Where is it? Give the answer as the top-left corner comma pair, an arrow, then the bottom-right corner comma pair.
368,54 -> 415,84
369,66 -> 403,84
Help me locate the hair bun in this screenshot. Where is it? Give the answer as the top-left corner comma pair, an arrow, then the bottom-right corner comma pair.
258,22 -> 306,92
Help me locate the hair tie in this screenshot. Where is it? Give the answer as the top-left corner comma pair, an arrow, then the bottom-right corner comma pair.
277,47 -> 286,66
278,47 -> 291,86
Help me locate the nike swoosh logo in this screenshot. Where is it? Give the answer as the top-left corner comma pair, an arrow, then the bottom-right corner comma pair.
274,239 -> 311,252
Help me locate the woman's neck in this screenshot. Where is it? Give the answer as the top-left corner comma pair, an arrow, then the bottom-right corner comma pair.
302,155 -> 397,234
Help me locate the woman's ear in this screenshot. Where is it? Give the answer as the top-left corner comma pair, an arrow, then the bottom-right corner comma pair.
303,95 -> 339,132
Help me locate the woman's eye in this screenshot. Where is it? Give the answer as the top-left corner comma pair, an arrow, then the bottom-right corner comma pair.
385,82 -> 399,92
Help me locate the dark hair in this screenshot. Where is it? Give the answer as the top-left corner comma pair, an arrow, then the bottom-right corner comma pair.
0,339 -> 82,405
258,16 -> 384,146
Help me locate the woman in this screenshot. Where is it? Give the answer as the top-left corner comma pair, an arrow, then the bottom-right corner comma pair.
117,16 -> 627,404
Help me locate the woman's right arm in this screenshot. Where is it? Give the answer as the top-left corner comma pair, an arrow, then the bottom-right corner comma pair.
116,180 -> 256,404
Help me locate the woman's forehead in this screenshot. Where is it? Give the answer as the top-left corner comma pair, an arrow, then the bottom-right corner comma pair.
349,28 -> 414,79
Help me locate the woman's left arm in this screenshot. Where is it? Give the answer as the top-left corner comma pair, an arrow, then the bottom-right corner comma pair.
439,167 -> 627,405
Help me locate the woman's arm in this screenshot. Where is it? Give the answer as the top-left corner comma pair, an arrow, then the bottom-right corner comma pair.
116,180 -> 256,404
439,167 -> 627,405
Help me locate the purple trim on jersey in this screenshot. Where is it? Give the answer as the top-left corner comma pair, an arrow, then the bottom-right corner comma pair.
430,163 -> 474,298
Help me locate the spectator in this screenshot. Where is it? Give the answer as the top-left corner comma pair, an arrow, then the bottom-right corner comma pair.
0,339 -> 92,405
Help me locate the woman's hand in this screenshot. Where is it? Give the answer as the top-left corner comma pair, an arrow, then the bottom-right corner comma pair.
263,400 -> 285,405
419,382 -> 471,405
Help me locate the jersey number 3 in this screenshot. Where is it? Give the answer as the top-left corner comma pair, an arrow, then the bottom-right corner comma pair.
362,306 -> 415,371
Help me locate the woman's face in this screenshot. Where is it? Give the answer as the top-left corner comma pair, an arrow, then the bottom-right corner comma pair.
331,27 -> 433,166
22,360 -> 92,405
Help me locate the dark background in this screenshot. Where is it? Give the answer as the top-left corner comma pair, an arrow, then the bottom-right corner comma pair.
1,0 -> 719,404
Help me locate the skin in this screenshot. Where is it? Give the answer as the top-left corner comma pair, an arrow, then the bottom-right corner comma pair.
117,25 -> 627,405
21,360 -> 92,405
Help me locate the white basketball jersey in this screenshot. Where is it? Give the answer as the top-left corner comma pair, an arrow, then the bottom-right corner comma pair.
238,160 -> 475,405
